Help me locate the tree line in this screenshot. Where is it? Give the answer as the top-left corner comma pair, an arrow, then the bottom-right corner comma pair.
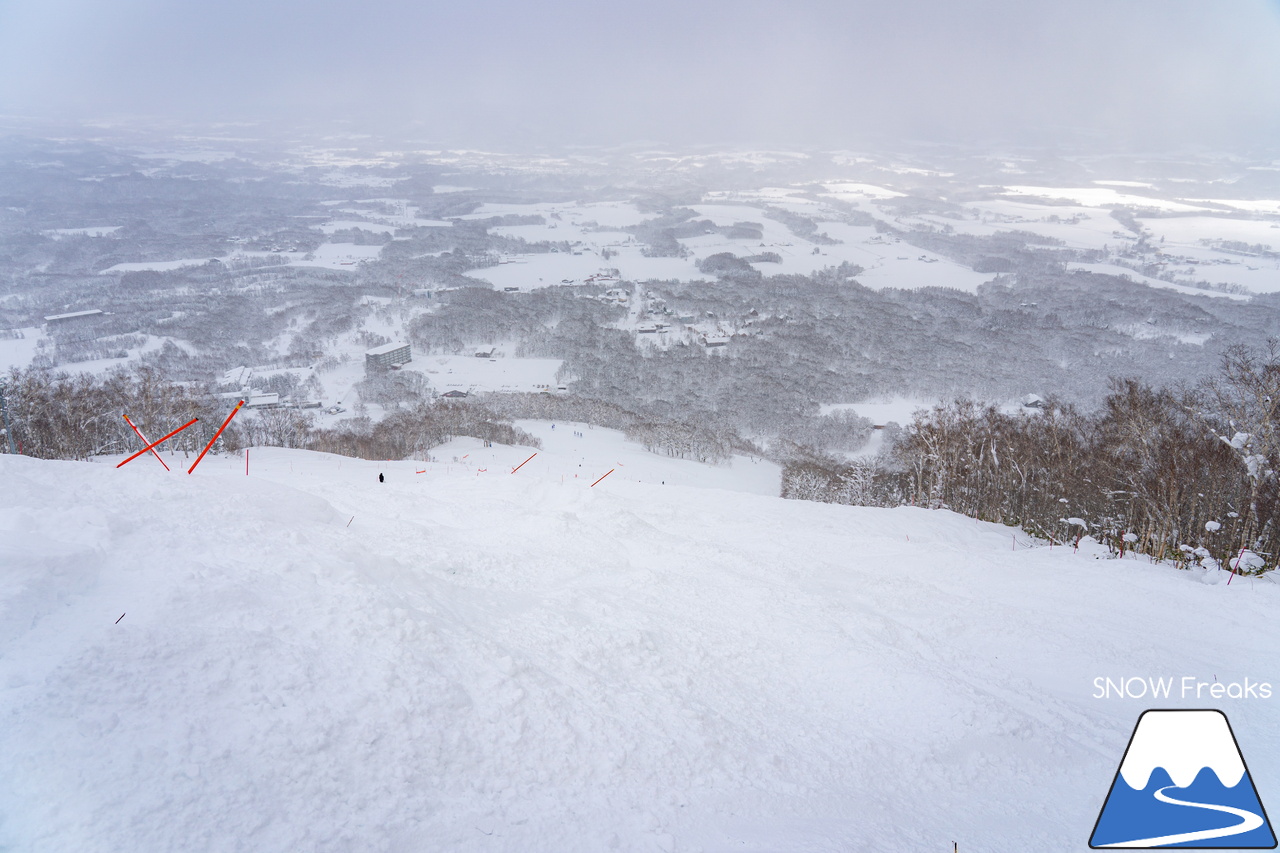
781,345 -> 1280,575
0,367 -> 746,467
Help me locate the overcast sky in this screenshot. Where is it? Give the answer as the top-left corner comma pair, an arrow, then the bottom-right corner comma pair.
1,0 -> 1278,150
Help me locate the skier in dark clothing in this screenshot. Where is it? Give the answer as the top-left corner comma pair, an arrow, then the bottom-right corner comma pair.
378,473 -> 384,483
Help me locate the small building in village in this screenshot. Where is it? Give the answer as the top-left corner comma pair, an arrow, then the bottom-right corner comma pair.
246,393 -> 280,409
44,309 -> 103,326
365,341 -> 412,370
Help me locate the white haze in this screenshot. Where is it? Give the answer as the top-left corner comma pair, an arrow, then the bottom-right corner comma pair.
1,0 -> 1279,150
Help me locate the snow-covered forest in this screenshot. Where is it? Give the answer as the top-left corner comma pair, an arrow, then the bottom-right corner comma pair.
6,136 -> 1280,570
5,127 -> 1280,851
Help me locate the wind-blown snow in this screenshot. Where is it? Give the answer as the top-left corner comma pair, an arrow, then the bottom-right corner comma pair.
2,438 -> 1278,852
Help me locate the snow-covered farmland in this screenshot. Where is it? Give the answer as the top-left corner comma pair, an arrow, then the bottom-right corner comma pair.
1065,263 -> 1251,300
821,182 -> 905,200
0,328 -> 46,371
918,200 -> 1132,251
330,200 -> 453,229
290,242 -> 384,269
1139,216 -> 1280,249
316,219 -> 398,235
1002,186 -> 1211,213
467,198 -> 997,292
95,242 -> 386,275
466,251 -> 699,290
461,201 -> 653,230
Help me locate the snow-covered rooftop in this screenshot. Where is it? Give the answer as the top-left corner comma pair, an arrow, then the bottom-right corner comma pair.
365,341 -> 409,356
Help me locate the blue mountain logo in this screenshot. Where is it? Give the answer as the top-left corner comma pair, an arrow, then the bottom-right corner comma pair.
1091,709 -> 1276,848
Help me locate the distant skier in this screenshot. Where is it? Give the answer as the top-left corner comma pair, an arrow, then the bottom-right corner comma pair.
378,473 -> 384,483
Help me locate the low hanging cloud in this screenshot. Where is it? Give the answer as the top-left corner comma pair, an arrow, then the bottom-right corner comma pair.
1,0 -> 1279,150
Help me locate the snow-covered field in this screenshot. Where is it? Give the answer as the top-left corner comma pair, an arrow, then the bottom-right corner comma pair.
1139,216 -> 1280,247
100,258 -> 219,274
467,250 -> 699,290
3,429 -> 1277,852
95,243 -> 386,276
75,186 -> 1279,303
911,201 -> 1128,251
1001,186 -> 1211,213
1065,263 -> 1252,300
41,334 -> 192,377
821,182 -> 904,200
0,327 -> 45,371
317,219 -> 399,235
291,242 -> 385,269
412,355 -> 563,395
820,397 -> 933,425
468,201 -> 653,231
323,199 -> 453,230
466,198 -> 998,293
0,330 -> 191,375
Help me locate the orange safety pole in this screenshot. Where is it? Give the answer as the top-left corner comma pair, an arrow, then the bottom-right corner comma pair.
188,401 -> 244,474
590,468 -> 615,487
116,418 -> 199,468
123,414 -> 170,471
510,452 -> 537,474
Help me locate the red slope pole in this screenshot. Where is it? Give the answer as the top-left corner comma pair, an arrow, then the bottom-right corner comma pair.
116,418 -> 200,468
123,414 -> 170,471
188,401 -> 244,474
510,452 -> 537,474
590,468 -> 615,487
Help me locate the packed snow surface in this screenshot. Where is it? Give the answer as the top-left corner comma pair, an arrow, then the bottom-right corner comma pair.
2,435 -> 1278,852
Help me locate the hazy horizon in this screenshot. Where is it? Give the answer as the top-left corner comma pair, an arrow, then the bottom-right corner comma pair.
2,0 -> 1280,152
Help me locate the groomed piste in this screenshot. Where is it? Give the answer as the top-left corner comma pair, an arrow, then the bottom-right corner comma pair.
2,422 -> 1278,852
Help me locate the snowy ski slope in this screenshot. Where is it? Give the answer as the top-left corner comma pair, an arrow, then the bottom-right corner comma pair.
2,425 -> 1278,852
